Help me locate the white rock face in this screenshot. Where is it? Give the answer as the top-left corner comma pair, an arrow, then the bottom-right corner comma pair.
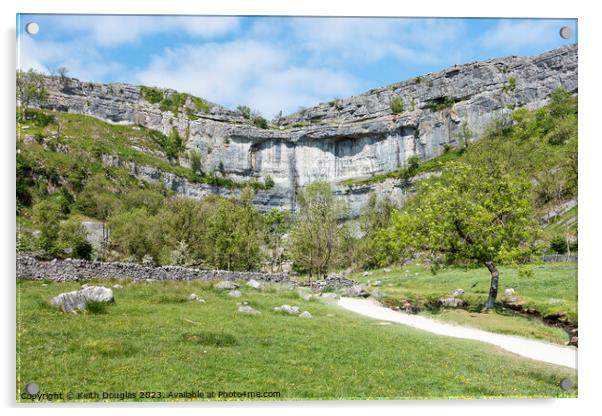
38,45 -> 578,216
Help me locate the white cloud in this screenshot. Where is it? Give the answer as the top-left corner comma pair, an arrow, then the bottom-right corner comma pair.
135,40 -> 358,117
481,20 -> 571,50
51,15 -> 240,47
18,35 -> 126,81
290,17 -> 465,66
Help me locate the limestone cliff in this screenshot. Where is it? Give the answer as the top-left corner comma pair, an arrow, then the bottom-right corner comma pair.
37,44 -> 577,215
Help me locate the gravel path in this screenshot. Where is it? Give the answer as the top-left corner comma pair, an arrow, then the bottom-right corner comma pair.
338,297 -> 577,369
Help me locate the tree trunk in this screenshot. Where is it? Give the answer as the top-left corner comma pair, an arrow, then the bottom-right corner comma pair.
484,261 -> 499,309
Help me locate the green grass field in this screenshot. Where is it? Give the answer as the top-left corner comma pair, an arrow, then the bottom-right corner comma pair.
17,278 -> 576,402
349,263 -> 577,344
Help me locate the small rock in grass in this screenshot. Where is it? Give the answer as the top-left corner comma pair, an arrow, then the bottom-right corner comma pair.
246,279 -> 263,290
299,311 -> 313,319
274,304 -> 300,315
346,284 -> 370,298
383,268 -> 392,273
113,284 -> 124,289
320,292 -> 337,299
373,280 -> 382,287
504,288 -> 515,296
228,290 -> 242,298
362,272 -> 369,277
196,298 -> 206,304
41,283 -> 48,287
370,290 -> 384,300
189,293 -> 198,301
453,288 -> 465,296
548,298 -> 563,305
439,296 -> 464,308
215,280 -> 239,290
238,306 -> 260,314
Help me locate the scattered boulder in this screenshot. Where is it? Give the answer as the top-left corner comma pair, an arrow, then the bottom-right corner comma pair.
274,304 -> 300,315
299,311 -> 313,319
215,281 -> 239,290
439,296 -> 465,308
504,288 -> 515,296
362,272 -> 369,277
370,290 -> 384,300
80,286 -> 114,303
372,280 -> 382,287
189,293 -> 199,301
453,288 -> 465,296
246,279 -> 263,290
548,298 -> 563,305
320,292 -> 338,299
346,284 -> 370,298
228,290 -> 242,298
238,305 -> 260,314
383,268 -> 392,273
51,285 -> 114,313
112,284 -> 124,289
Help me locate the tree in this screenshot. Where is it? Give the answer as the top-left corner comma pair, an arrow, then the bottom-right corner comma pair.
288,182 -> 348,281
264,208 -> 292,272
108,208 -> 162,263
32,200 -> 62,256
385,162 -> 538,309
57,219 -> 93,260
189,149 -> 202,174
16,69 -> 49,119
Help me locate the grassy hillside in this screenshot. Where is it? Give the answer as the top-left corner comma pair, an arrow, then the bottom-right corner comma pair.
17,279 -> 576,401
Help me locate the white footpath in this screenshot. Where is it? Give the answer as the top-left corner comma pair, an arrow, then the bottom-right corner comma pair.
337,297 -> 577,369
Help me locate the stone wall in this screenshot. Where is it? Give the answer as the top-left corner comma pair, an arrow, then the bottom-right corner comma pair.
16,253 -> 289,283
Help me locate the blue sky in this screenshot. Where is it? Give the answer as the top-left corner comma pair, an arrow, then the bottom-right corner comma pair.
17,15 -> 577,117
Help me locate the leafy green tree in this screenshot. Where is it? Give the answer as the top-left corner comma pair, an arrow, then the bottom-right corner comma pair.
108,208 -> 162,263
122,189 -> 165,215
16,69 -> 49,120
385,162 -> 538,309
189,149 -> 203,174
264,208 -> 292,272
32,200 -> 64,256
288,182 -> 348,281
57,219 -> 93,260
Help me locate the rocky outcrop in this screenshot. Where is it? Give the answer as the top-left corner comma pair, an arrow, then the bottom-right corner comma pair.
37,45 -> 578,214
16,253 -> 289,283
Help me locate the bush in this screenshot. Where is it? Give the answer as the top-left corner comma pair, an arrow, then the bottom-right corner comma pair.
237,105 -> 252,119
189,150 -> 202,173
264,175 -> 275,189
58,219 -> 93,260
550,235 -> 567,254
390,96 -> 404,114
140,86 -> 164,104
429,96 -> 455,111
191,96 -> 209,113
517,266 -> 534,279
253,116 -> 268,129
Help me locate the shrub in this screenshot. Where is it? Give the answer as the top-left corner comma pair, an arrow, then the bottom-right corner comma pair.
517,266 -> 534,279
264,175 -> 275,189
140,86 -> 164,104
191,96 -> 209,113
550,235 -> 567,254
390,96 -> 404,114
58,219 -> 93,260
237,105 -> 252,119
253,116 -> 268,129
429,96 -> 455,111
189,150 -> 202,173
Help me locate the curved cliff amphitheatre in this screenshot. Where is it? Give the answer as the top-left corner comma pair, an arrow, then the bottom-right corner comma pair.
17,43 -> 578,401
37,45 -> 577,216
